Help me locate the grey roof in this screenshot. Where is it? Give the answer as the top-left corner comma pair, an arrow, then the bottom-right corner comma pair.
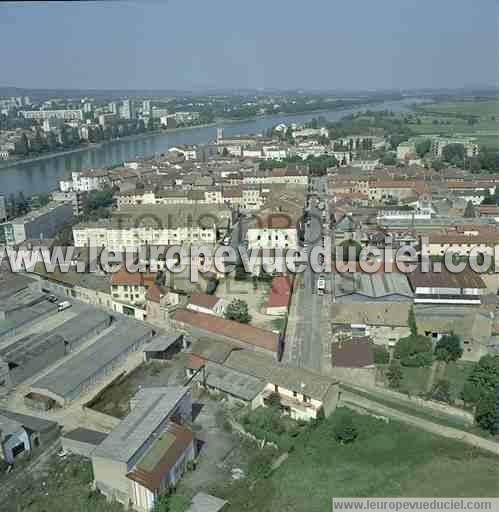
143,333 -> 183,353
0,299 -> 55,338
204,361 -> 265,401
191,338 -> 237,364
335,272 -> 413,300
0,414 -> 23,435
0,310 -> 110,365
0,409 -> 58,433
93,386 -> 189,463
0,273 -> 35,301
31,320 -> 153,401
62,427 -> 108,446
187,492 -> 228,512
224,350 -> 338,401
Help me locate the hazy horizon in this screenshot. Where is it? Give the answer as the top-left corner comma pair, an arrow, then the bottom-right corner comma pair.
1,0 -> 498,91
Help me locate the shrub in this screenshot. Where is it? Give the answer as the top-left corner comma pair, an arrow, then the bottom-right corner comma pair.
373,346 -> 390,365
386,360 -> 403,389
334,415 -> 358,444
431,379 -> 451,403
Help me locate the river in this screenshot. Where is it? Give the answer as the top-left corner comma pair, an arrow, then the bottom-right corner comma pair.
0,99 -> 417,196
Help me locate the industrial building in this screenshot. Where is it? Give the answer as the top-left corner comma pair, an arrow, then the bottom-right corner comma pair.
92,386 -> 193,511
333,271 -> 413,303
0,310 -> 110,387
30,320 -> 154,405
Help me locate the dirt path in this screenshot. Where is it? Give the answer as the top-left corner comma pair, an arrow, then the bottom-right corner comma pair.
341,391 -> 499,456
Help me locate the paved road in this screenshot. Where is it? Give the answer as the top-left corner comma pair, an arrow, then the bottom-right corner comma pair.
286,177 -> 329,371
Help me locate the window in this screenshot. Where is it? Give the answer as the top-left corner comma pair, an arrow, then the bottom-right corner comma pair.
274,384 -> 279,393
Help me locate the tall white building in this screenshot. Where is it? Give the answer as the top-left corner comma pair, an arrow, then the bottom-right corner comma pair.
121,99 -> 135,120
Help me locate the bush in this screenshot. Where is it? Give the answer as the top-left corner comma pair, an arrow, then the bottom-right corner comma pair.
431,379 -> 452,403
400,352 -> 433,368
373,346 -> 390,365
386,360 -> 403,389
334,415 -> 358,444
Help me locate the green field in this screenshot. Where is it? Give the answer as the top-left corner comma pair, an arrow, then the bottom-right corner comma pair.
207,409 -> 499,512
419,99 -> 499,119
411,99 -> 499,148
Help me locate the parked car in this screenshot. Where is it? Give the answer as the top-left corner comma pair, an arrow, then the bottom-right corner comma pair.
57,301 -> 72,312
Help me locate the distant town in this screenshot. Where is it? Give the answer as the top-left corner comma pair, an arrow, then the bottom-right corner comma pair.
0,88 -> 498,511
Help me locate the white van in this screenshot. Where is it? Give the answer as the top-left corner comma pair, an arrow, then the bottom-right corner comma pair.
57,301 -> 72,312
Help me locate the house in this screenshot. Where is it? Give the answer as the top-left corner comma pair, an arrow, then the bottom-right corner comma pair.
330,302 -> 411,347
187,293 -> 225,316
223,350 -> 340,421
0,409 -> 59,464
266,276 -> 292,316
92,387 -> 194,511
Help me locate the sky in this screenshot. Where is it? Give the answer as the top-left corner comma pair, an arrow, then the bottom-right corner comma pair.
0,0 -> 497,91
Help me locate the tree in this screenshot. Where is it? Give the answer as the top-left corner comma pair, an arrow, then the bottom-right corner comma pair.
394,334 -> 433,367
382,153 -> 397,166
334,414 -> 358,444
415,139 -> 432,158
442,143 -> 465,164
467,354 -> 498,395
463,200 -> 475,218
475,392 -> 497,435
434,333 -> 463,363
224,298 -> 251,324
153,494 -> 190,512
408,306 -> 417,336
266,391 -> 281,409
431,160 -> 445,171
386,360 -> 403,389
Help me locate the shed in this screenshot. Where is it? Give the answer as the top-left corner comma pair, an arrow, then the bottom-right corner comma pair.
62,428 -> 108,458
143,334 -> 185,362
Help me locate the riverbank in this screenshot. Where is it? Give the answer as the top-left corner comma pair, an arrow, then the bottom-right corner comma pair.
0,122 -> 221,170
0,144 -> 103,169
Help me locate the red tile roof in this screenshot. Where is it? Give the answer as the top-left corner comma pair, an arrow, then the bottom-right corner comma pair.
189,292 -> 220,310
111,268 -> 157,287
266,276 -> 291,309
174,309 -> 278,353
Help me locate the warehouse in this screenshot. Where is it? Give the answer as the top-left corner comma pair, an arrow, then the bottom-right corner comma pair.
0,310 -> 111,387
334,271 -> 413,303
30,320 -> 154,406
0,292 -> 56,339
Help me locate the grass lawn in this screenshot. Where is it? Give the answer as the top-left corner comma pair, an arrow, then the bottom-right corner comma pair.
206,409 -> 499,512
444,360 -> 476,401
399,366 -> 431,396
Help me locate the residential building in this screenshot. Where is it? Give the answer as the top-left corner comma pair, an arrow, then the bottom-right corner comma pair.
20,109 -> 83,121
266,276 -> 292,316
187,293 -> 225,316
246,212 -> 299,250
0,195 -> 6,222
331,302 -> 411,347
72,205 -> 231,251
60,169 -> 109,192
431,136 -> 479,158
52,190 -> 88,216
121,99 -> 135,120
0,201 -> 74,245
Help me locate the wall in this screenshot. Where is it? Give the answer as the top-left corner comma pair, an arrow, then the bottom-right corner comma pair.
93,456 -> 130,505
